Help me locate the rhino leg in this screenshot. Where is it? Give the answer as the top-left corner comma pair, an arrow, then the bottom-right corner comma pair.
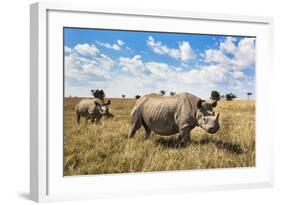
76,113 -> 81,124
142,122 -> 151,139
177,127 -> 191,148
85,116 -> 91,124
128,120 -> 142,138
94,115 -> 102,124
128,112 -> 142,138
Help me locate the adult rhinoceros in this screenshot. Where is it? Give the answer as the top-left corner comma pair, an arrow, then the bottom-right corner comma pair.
128,93 -> 220,146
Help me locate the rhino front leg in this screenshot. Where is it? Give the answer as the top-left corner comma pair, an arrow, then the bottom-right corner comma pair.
85,116 -> 90,124
94,115 -> 102,124
177,127 -> 191,148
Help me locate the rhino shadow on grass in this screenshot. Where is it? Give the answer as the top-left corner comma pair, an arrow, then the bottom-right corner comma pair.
155,137 -> 243,154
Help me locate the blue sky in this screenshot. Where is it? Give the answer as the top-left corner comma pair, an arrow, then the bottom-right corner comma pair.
64,27 -> 256,99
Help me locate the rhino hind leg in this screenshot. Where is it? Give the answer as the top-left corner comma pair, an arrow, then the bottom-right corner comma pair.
76,113 -> 81,124
177,127 -> 191,148
128,109 -> 142,138
128,120 -> 142,138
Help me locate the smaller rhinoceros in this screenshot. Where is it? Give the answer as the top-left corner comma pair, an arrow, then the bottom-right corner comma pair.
75,98 -> 113,124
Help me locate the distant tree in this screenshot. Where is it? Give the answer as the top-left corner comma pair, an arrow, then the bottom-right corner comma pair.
225,93 -> 237,101
91,89 -> 105,100
159,90 -> 166,96
210,90 -> 221,101
170,91 -> 176,96
122,94 -> 126,98
135,95 -> 141,99
246,92 -> 252,100
221,95 -> 225,99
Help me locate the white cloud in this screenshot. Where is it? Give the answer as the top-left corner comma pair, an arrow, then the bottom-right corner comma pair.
146,36 -> 194,62
181,65 -> 229,85
96,41 -> 120,51
179,64 -> 254,98
205,49 -> 230,65
64,44 -> 114,85
232,71 -> 245,79
233,38 -> 255,69
119,55 -> 145,75
74,43 -> 99,56
219,37 -> 237,53
118,55 -> 181,79
96,39 -> 126,51
179,42 -> 194,61
145,62 -> 173,79
117,40 -> 124,46
204,37 -> 255,70
64,46 -> 72,53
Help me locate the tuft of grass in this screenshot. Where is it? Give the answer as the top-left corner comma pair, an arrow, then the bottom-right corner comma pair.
64,98 -> 255,176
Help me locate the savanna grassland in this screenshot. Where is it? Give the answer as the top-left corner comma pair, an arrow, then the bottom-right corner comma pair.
64,97 -> 255,176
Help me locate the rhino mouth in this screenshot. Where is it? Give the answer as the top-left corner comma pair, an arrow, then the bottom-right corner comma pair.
206,125 -> 220,134
104,112 -> 114,118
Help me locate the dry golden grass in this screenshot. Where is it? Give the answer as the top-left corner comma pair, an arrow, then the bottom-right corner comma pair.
64,97 -> 255,176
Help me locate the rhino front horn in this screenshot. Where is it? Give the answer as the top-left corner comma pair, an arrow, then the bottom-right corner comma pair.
216,113 -> 220,120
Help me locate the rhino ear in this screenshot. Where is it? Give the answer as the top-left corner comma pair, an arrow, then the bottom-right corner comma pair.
196,99 -> 205,109
211,100 -> 217,108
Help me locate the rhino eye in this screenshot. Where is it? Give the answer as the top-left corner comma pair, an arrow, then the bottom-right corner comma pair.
203,117 -> 207,122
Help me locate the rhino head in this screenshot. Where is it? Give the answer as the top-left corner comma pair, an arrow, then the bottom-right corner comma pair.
95,100 -> 112,116
196,99 -> 220,134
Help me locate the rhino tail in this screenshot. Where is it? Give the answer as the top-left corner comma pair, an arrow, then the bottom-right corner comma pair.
75,104 -> 79,113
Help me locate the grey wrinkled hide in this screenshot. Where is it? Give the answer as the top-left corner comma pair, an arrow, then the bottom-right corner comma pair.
75,98 -> 112,124
128,93 -> 220,146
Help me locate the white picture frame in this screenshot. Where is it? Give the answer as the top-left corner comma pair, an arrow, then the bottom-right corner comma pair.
30,2 -> 274,202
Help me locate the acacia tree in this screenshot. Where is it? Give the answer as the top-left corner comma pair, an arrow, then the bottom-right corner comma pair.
246,92 -> 252,100
210,90 -> 221,101
122,94 -> 126,98
170,91 -> 176,96
135,95 -> 141,99
225,93 -> 237,101
91,89 -> 105,100
159,90 -> 166,96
